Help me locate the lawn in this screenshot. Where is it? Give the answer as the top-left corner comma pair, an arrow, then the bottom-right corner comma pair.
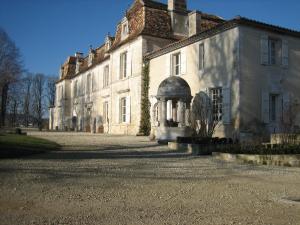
0,133 -> 60,158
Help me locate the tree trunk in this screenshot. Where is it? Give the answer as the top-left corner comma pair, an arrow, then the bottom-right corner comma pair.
1,83 -> 9,127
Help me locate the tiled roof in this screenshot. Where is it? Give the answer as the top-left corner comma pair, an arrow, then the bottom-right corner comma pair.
145,16 -> 300,60
57,0 -> 224,82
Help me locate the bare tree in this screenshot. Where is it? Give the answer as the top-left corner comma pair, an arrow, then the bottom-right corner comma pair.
6,81 -> 23,127
32,73 -> 45,130
191,91 -> 219,137
46,76 -> 56,108
22,73 -> 33,127
0,27 -> 22,127
279,99 -> 300,144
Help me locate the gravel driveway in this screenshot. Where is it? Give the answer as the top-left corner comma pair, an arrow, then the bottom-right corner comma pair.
0,132 -> 300,225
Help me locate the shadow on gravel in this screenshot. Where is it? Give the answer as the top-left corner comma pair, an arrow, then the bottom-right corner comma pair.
28,148 -> 191,160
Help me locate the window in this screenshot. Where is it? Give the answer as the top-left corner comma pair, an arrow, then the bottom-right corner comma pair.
88,53 -> 93,66
74,80 -> 78,97
120,97 -> 127,123
86,74 -> 91,94
211,88 -> 223,122
270,94 -> 278,122
120,52 -> 127,79
92,73 -> 97,92
103,65 -> 109,87
103,101 -> 109,124
199,43 -> 204,70
172,53 -> 181,76
269,39 -> 276,65
76,61 -> 80,74
122,22 -> 128,37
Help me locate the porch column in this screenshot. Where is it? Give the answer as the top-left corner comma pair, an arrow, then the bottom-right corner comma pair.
172,100 -> 177,122
178,100 -> 185,127
185,102 -> 191,126
160,98 -> 167,127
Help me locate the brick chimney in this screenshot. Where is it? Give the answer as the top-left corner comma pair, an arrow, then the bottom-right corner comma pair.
168,0 -> 187,12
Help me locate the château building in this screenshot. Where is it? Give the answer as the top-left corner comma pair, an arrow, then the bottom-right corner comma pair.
50,0 -> 300,142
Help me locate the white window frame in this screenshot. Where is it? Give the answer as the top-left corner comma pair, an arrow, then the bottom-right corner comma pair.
120,97 -> 127,123
73,80 -> 78,98
172,52 -> 181,76
210,87 -> 223,122
120,51 -> 127,79
268,39 -> 276,65
121,21 -> 129,39
103,65 -> 109,87
103,101 -> 109,124
199,43 -> 205,71
86,74 -> 91,94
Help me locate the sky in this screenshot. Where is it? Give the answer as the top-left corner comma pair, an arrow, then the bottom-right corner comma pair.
1,0 -> 300,77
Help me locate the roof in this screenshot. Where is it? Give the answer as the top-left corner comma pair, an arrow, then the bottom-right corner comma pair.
145,16 -> 300,60
57,0 -> 224,83
157,76 -> 192,99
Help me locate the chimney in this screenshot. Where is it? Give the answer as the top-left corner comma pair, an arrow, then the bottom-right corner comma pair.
75,52 -> 83,59
168,0 -> 187,12
188,11 -> 202,37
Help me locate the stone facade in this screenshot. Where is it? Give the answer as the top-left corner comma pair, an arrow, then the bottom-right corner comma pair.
50,0 -> 221,135
147,17 -> 300,141
50,0 -> 300,141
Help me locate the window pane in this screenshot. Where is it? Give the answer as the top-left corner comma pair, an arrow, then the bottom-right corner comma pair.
210,87 -> 223,122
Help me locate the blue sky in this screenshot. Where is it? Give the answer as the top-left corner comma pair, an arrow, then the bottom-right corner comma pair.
1,0 -> 299,76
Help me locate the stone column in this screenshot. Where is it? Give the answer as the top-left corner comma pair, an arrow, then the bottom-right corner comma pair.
185,102 -> 191,126
178,100 -> 185,127
172,100 -> 177,122
160,99 -> 167,127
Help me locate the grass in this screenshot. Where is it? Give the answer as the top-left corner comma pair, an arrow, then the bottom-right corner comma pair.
0,133 -> 60,158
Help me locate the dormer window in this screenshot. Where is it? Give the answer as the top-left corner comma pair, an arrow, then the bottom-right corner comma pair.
88,47 -> 95,67
105,36 -> 112,51
59,67 -> 64,79
75,52 -> 83,74
121,19 -> 129,40
76,61 -> 80,74
122,23 -> 128,36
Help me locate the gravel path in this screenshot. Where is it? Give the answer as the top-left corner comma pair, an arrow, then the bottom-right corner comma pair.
0,132 -> 300,225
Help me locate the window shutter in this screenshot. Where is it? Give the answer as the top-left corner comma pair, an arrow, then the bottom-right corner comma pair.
166,53 -> 171,76
261,35 -> 269,65
126,50 -> 132,77
282,40 -> 289,67
282,92 -> 291,123
181,49 -> 186,75
116,96 -> 120,124
199,44 -> 204,70
261,91 -> 270,123
222,87 -> 231,124
126,96 -> 131,123
116,55 -> 120,80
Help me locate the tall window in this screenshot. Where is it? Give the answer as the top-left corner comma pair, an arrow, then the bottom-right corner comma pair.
211,88 -> 223,122
120,97 -> 127,123
199,43 -> 205,70
270,94 -> 278,122
122,23 -> 128,36
172,53 -> 181,76
268,39 -> 276,65
103,65 -> 109,87
103,101 -> 109,124
120,52 -> 127,79
74,80 -> 78,97
86,74 -> 91,94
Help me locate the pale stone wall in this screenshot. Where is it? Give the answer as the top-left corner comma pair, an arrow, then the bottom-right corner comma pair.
52,36 -> 173,135
239,26 -> 300,135
149,27 -> 240,138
